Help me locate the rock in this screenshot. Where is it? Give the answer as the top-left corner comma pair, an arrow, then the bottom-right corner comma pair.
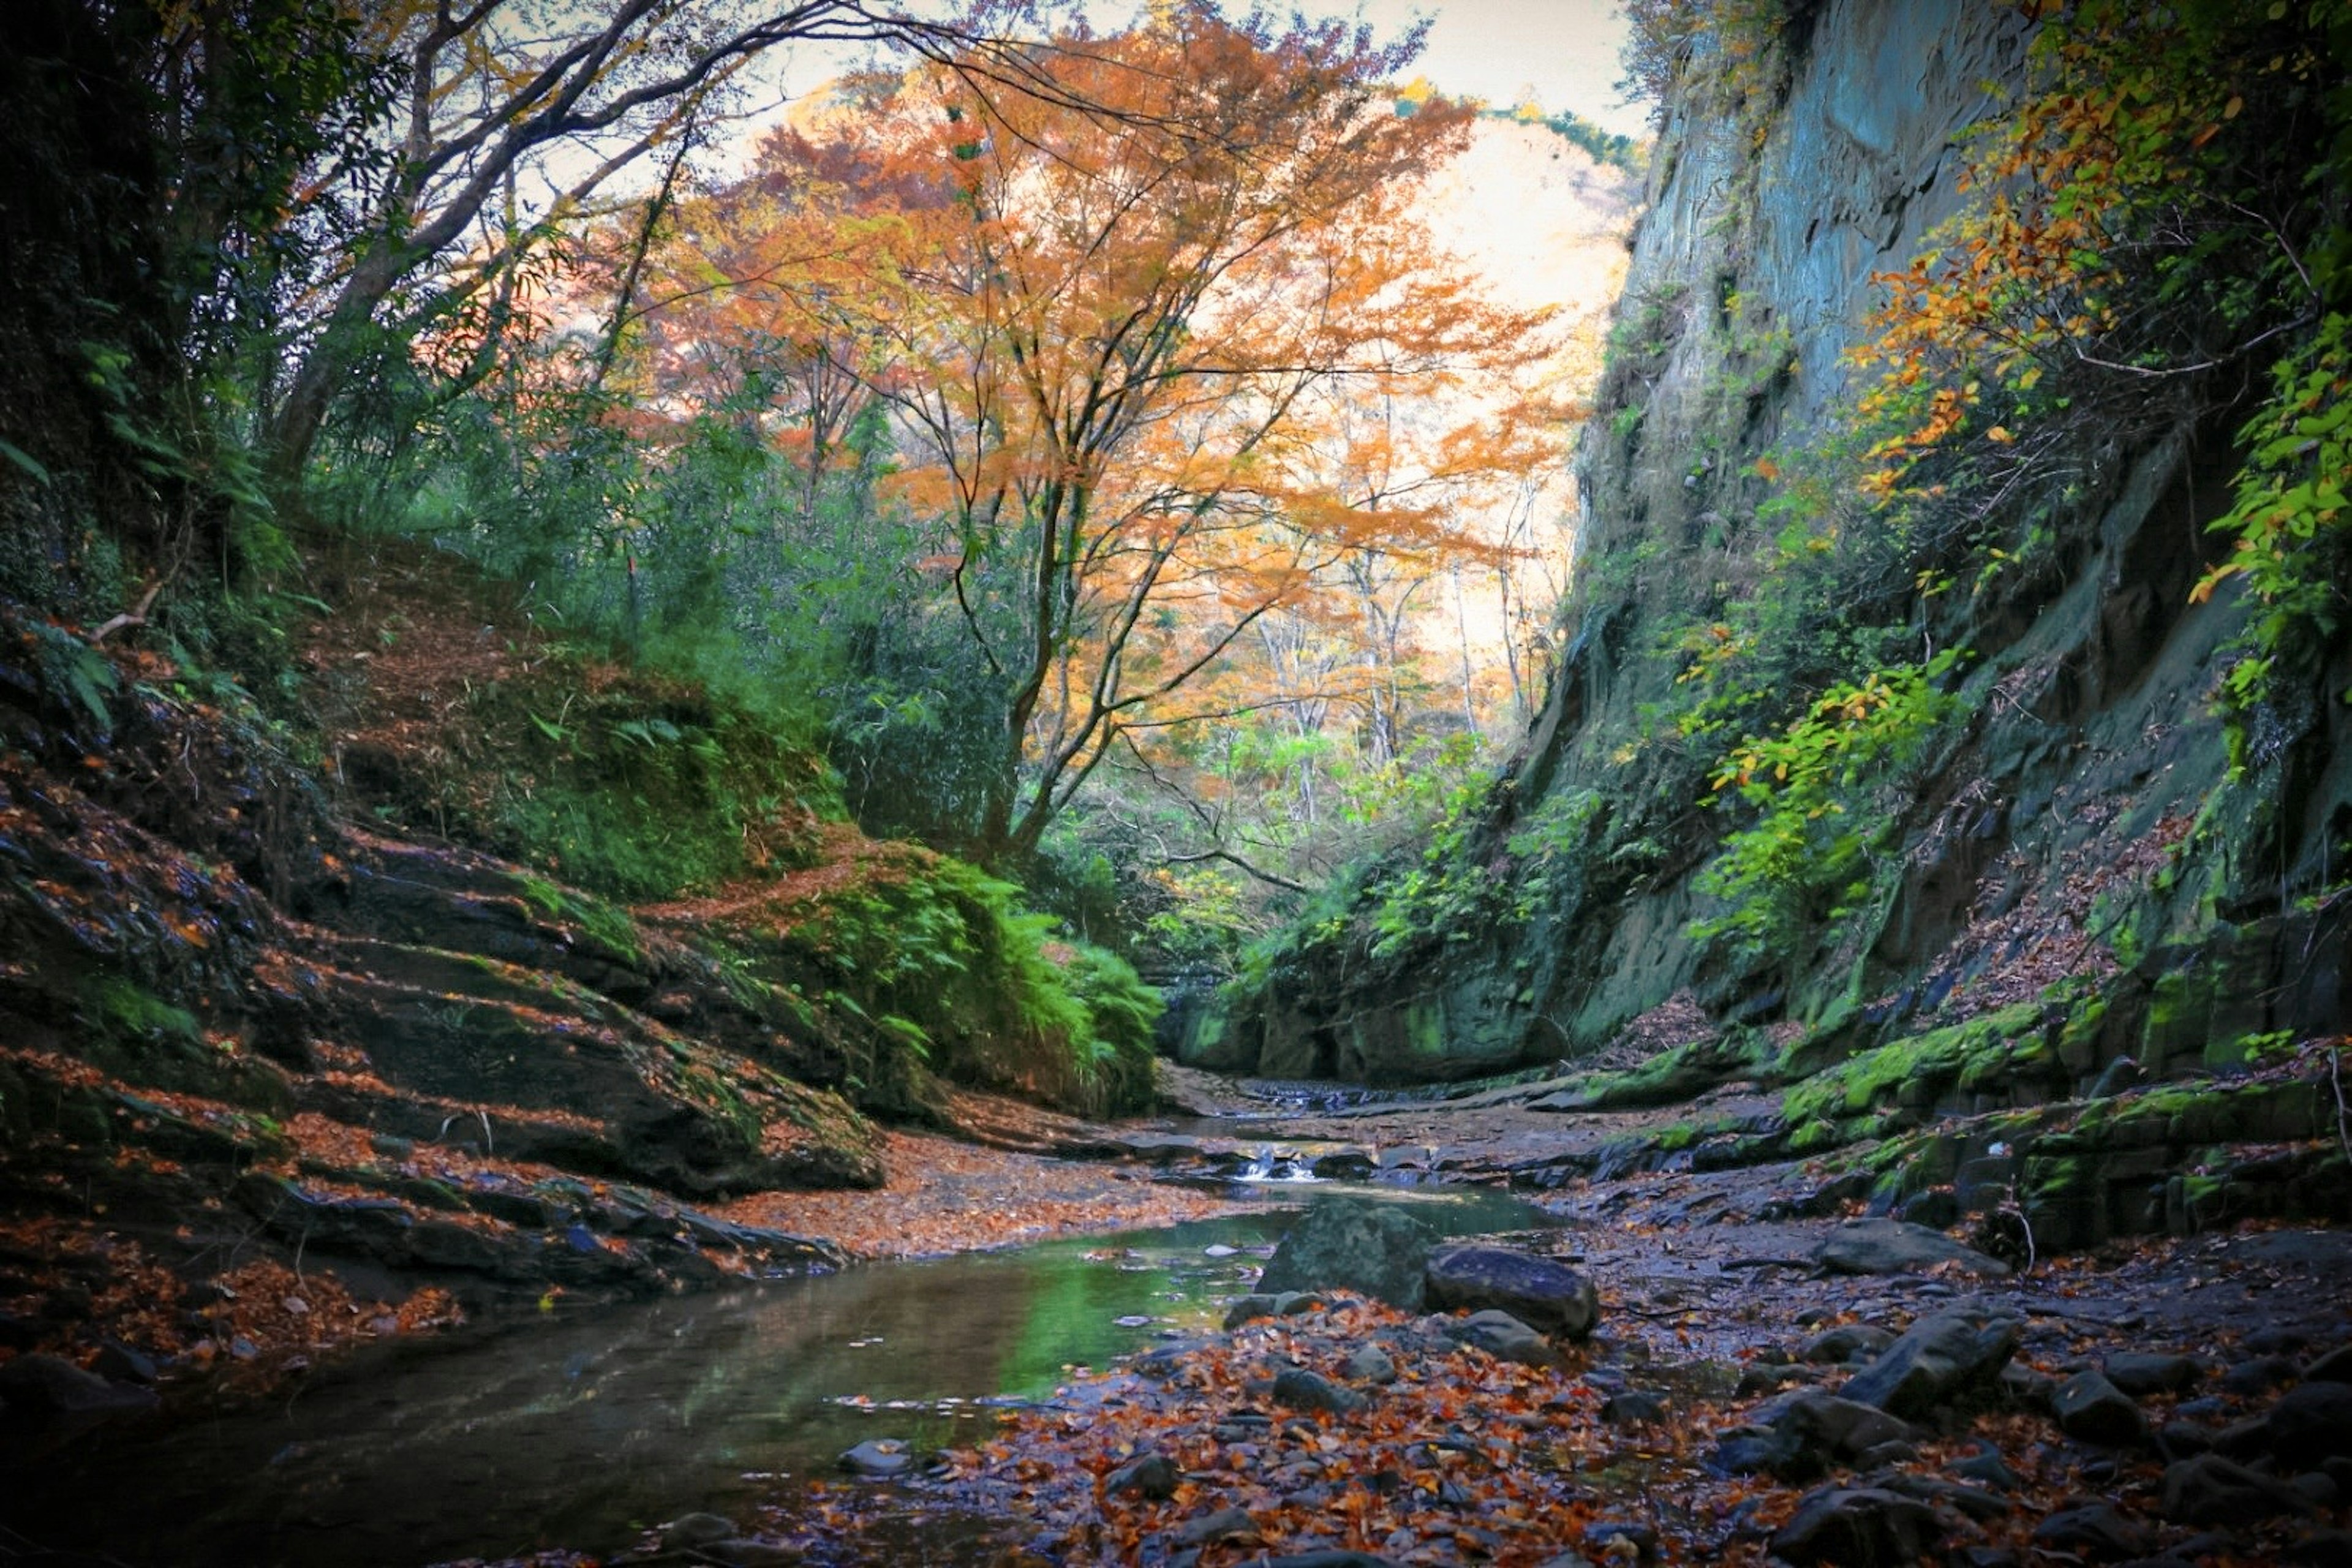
2269,1381 -> 2352,1469
1802,1324 -> 1897,1363
1224,1292 -> 1325,1329
1255,1197 -> 1436,1309
662,1514 -> 742,1550
1175,1506 -> 1257,1546
2305,1344 -> 2352,1384
2222,1354 -> 2299,1396
1423,1243 -> 1600,1340
1106,1452 -> 1181,1500
2293,1471 -> 2339,1507
1714,1425 -> 1821,1483
2157,1420 -> 2215,1460
1813,1218 -> 2010,1278
2162,1453 -> 2315,1527
839,1439 -> 912,1478
1840,1306 -> 2020,1419
1259,1554 -> 1406,1568
2281,1529 -> 2352,1566
1754,1389 -> 1919,1460
2103,1352 -> 2201,1397
1441,1309 -> 1561,1368
2054,1370 -> 2149,1447
1769,1486 -> 1943,1566
90,1341 -> 158,1384
1344,1346 -> 1397,1384
1999,1363 -> 2057,1413
698,1542 -> 799,1567
1602,1389 -> 1667,1426
1583,1518 -> 1656,1558
1272,1367 -> 1366,1415
1877,1473 -> 2010,1522
0,1352 -> 158,1422
1950,1445 -> 2021,1491
2030,1504 -> 2153,1561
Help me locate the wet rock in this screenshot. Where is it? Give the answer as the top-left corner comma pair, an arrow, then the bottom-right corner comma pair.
1813,1219 -> 2010,1278
1259,1552 -> 1404,1567
2054,1370 -> 2149,1447
1440,1309 -> 1560,1368
2269,1381 -> 2352,1469
1878,1472 -> 2009,1522
2306,1344 -> 2352,1383
1255,1197 -> 1434,1309
1768,1485 -> 1943,1566
1840,1306 -> 2020,1419
2282,1529 -> 2352,1565
90,1341 -> 157,1384
1272,1367 -> 1366,1415
1950,1444 -> 2022,1491
1602,1389 -> 1667,1426
0,1352 -> 158,1422
2293,1471 -> 2339,1507
662,1514 -> 742,1551
1344,1346 -> 1397,1384
2222,1354 -> 2299,1396
839,1439 -> 912,1477
1802,1324 -> 1897,1364
1713,1423 -> 1821,1483
1224,1291 -> 1325,1330
1583,1518 -> 1656,1558
2103,1352 -> 2201,1397
1753,1389 -> 1919,1461
2157,1420 -> 2214,1460
2162,1453 -> 2315,1527
1106,1452 -> 1181,1500
2030,1504 -> 2153,1561
1999,1362 -> 2057,1414
1423,1243 -> 1600,1340
1175,1506 -> 1257,1545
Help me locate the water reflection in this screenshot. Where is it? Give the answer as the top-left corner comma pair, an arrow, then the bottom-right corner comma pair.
1,1186 -> 1546,1567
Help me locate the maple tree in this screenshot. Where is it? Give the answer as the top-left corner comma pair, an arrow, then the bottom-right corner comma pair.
640,6 -> 1561,869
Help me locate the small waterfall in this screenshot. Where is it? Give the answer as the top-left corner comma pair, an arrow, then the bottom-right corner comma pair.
1234,1144 -> 1321,1183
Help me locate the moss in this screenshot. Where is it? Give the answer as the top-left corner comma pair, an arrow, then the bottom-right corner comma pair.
83,976 -> 202,1046
1782,1001 -> 2051,1130
515,873 -> 643,965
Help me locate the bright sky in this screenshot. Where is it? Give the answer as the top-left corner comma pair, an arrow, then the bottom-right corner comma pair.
1281,0 -> 1645,137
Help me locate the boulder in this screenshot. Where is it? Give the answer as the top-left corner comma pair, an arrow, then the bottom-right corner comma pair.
1769,1486 -> 1943,1566
1344,1346 -> 1398,1384
1813,1218 -> 2011,1278
1272,1367 -> 1367,1415
1754,1389 -> 1919,1460
1105,1452 -> 1181,1500
2053,1370 -> 2149,1447
1441,1309 -> 1561,1368
1175,1506 -> 1257,1546
839,1439 -> 912,1477
2162,1453 -> 2316,1528
1255,1198 -> 1436,1309
2103,1352 -> 2202,1397
0,1353 -> 159,1422
2223,1354 -> 2299,1396
2304,1343 -> 2352,1384
1839,1306 -> 2019,1419
2029,1504 -> 2153,1561
1423,1243 -> 1600,1340
661,1515 -> 741,1551
1802,1324 -> 1898,1363
2269,1381 -> 2352,1470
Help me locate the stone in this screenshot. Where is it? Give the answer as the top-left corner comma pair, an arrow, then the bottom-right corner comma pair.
90,1341 -> 158,1384
1753,1389 -> 1919,1460
698,1543 -> 799,1567
1877,1472 -> 2010,1522
2305,1344 -> 2352,1384
2281,1530 -> 2352,1566
1441,1309 -> 1561,1368
1813,1218 -> 2011,1278
1839,1306 -> 2020,1420
2157,1420 -> 2215,1460
2102,1353 -> 2201,1397
1423,1243 -> 1600,1339
1272,1367 -> 1366,1415
1602,1390 -> 1667,1426
1713,1425 -> 1821,1483
1344,1346 -> 1397,1384
1259,1554 -> 1405,1568
2162,1453 -> 2315,1527
1768,1486 -> 1943,1566
2222,1354 -> 2299,1396
0,1352 -> 158,1422
2269,1381 -> 2352,1469
839,1439 -> 912,1478
1950,1446 -> 2022,1491
662,1514 -> 742,1551
1802,1324 -> 1897,1363
2054,1371 -> 2149,1447
2030,1504 -> 2153,1561
1224,1292 -> 1325,1329
1106,1452 -> 1181,1500
1175,1506 -> 1257,1546
1583,1518 -> 1656,1558
1255,1198 -> 1436,1310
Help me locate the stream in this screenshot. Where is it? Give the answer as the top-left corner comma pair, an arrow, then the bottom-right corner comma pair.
2,1180 -> 1547,1567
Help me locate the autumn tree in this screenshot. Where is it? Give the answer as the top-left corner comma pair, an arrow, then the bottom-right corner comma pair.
649,5 -> 1556,869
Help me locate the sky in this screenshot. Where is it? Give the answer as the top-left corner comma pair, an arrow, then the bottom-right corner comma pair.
1292,0 -> 1646,136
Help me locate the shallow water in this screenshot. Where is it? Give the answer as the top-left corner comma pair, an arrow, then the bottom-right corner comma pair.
1,1183 -> 1546,1567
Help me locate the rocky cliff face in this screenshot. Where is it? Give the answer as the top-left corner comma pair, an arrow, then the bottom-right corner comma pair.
1208,0 -> 2350,1091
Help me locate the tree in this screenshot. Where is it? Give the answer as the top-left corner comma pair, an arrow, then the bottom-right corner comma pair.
654,4 -> 1556,867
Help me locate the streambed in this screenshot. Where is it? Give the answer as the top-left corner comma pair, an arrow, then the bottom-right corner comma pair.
2,1181 -> 1546,1567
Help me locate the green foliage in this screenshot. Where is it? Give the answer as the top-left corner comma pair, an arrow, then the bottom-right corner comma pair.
2197,312 -> 2352,756
1691,652 -> 1972,961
